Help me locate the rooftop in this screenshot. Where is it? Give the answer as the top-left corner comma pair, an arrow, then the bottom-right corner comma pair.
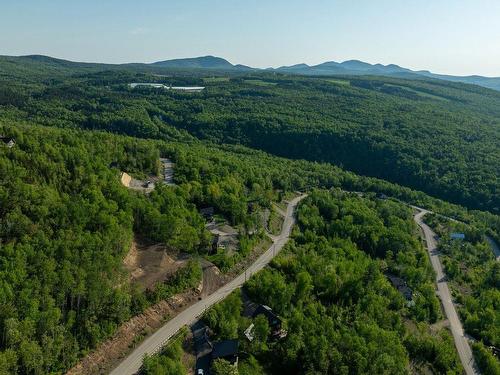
450,232 -> 465,240
212,339 -> 239,359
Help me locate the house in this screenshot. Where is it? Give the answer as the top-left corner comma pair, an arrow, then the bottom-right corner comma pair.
200,207 -> 215,220
253,304 -> 282,331
211,339 -> 239,365
450,232 -> 465,240
0,136 -> 15,148
243,301 -> 287,339
387,275 -> 414,306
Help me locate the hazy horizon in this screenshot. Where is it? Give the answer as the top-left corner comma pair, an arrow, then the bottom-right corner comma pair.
2,0 -> 500,76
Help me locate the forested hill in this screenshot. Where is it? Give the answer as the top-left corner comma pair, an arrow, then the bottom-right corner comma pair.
1,57 -> 498,213
0,117 -> 499,373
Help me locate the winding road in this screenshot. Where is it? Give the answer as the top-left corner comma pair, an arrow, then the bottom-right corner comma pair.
110,194 -> 306,375
414,209 -> 480,375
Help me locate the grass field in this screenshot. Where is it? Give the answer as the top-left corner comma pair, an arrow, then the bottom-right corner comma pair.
203,77 -> 230,83
325,78 -> 351,86
384,83 -> 450,101
244,79 -> 278,86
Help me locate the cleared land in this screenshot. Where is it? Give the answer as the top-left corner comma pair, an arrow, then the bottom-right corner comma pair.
123,238 -> 189,290
325,78 -> 351,86
244,79 -> 277,86
203,77 -> 230,83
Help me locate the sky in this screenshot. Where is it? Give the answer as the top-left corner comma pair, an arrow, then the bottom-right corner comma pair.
1,0 -> 500,76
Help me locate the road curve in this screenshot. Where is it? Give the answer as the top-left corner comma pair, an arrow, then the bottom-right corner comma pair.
414,210 -> 480,375
485,235 -> 500,261
110,194 -> 307,375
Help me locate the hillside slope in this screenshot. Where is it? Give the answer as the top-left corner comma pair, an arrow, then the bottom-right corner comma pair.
0,58 -> 499,212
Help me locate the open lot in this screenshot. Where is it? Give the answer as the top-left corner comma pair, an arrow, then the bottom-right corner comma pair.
124,238 -> 189,290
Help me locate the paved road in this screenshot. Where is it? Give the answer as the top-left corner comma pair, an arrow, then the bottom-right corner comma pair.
414,210 -> 480,375
110,194 -> 306,375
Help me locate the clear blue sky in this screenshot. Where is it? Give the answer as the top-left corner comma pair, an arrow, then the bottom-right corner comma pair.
1,0 -> 499,76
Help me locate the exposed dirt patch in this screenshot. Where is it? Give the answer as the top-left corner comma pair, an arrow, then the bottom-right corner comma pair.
67,260 -> 222,375
120,171 -> 156,193
200,259 -> 225,297
120,158 -> 175,194
124,238 -> 188,290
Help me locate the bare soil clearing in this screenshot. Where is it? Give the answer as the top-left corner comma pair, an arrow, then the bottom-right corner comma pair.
124,238 -> 188,290
200,259 -> 225,297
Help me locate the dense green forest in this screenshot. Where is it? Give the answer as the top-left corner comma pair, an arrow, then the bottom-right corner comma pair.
0,123 -> 285,373
201,191 -> 463,374
0,55 -> 499,213
1,56 -> 499,374
1,121 -> 488,374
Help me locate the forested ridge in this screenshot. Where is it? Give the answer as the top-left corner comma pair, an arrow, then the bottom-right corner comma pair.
0,56 -> 499,212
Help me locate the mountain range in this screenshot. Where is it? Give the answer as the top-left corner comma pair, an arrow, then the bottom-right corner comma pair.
152,55 -> 500,91
5,54 -> 500,91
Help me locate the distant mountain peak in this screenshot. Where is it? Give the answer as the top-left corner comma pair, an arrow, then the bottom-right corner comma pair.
277,63 -> 311,71
152,55 -> 234,69
8,53 -> 499,91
